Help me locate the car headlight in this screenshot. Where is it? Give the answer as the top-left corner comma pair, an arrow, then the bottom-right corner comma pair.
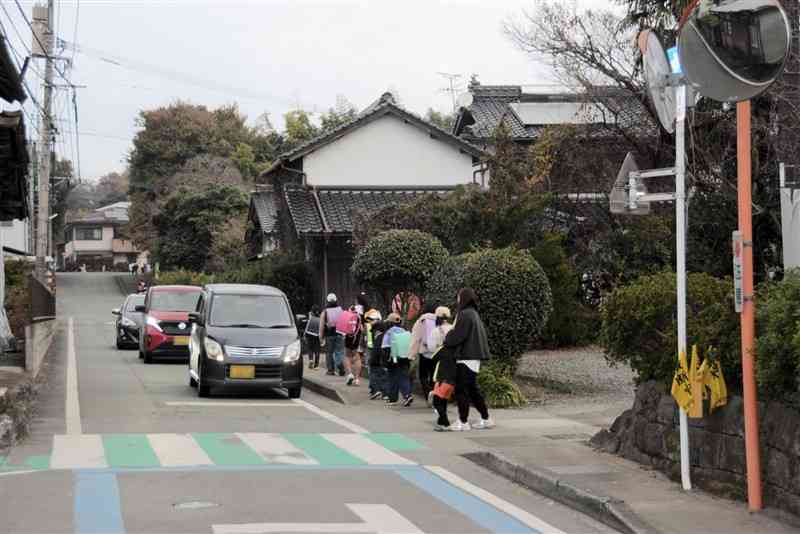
205,338 -> 224,362
145,316 -> 162,332
283,340 -> 301,363
121,317 -> 137,328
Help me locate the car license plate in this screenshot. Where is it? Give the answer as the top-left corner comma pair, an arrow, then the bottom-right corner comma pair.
230,365 -> 255,379
173,336 -> 189,346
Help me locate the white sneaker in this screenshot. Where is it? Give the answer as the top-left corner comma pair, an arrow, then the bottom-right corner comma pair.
434,424 -> 451,432
452,421 -> 471,432
473,418 -> 496,430
346,373 -> 355,386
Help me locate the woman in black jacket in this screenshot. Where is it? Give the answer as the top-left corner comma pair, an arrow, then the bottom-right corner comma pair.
442,287 -> 494,431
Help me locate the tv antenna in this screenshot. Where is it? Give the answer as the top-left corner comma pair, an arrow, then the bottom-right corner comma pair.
437,72 -> 463,112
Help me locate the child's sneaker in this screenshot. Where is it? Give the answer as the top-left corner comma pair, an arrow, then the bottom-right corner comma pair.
434,424 -> 451,432
402,395 -> 414,407
346,373 -> 355,386
473,418 -> 496,430
385,400 -> 399,407
452,421 -> 471,432
369,391 -> 382,400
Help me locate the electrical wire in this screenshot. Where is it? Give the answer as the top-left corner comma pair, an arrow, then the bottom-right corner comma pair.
13,0 -> 74,87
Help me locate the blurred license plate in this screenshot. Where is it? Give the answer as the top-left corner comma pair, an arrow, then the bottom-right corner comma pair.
230,365 -> 255,379
173,336 -> 189,346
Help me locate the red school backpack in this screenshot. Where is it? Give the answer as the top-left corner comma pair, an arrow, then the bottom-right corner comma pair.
335,309 -> 361,337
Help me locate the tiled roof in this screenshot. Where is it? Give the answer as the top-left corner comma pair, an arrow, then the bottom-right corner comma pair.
284,186 -> 324,234
456,84 -> 656,142
66,209 -> 128,226
284,186 -> 452,236
262,93 -> 486,178
251,191 -> 279,234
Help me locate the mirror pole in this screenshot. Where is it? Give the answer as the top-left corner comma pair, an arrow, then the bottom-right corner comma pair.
675,85 -> 692,492
737,100 -> 763,511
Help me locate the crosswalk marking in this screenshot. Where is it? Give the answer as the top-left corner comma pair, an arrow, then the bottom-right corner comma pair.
51,435 -> 107,469
148,433 -> 213,467
48,433 -> 417,470
236,433 -> 317,465
322,434 -> 415,466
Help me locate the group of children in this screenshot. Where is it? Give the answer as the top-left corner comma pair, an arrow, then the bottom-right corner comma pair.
304,297 -> 454,408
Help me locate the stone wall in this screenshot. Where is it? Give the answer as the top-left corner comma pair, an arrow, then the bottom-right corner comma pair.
591,381 -> 800,517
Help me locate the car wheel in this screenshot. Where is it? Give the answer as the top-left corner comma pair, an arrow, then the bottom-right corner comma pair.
288,386 -> 302,399
189,375 -> 198,388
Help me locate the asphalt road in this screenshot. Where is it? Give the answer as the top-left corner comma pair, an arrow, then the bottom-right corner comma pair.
0,273 -> 615,534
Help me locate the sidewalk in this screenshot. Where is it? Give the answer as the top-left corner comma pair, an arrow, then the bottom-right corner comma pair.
305,364 -> 797,534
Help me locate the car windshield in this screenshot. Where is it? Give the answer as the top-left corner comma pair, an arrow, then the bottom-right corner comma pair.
210,294 -> 292,328
126,295 -> 145,312
149,291 -> 201,312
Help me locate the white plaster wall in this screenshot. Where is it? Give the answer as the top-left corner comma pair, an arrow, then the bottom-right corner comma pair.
781,189 -> 800,270
303,115 -> 475,187
0,219 -> 29,253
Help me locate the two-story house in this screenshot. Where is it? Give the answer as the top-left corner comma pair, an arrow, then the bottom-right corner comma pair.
247,92 -> 486,304
62,202 -> 145,270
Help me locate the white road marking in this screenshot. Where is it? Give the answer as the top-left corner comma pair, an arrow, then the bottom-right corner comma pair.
164,401 -> 302,408
0,470 -> 37,477
425,465 -> 567,534
51,435 -> 107,469
291,398 -> 368,434
321,433 -> 413,465
212,503 -> 423,534
236,433 -> 318,465
65,317 -> 82,435
147,433 -> 213,467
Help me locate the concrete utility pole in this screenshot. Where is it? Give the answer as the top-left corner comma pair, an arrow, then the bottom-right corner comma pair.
34,1 -> 54,281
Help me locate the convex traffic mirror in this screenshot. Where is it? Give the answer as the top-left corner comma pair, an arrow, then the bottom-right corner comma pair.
678,0 -> 791,102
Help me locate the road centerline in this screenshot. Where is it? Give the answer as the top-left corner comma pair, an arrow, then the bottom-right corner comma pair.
66,317 -> 82,435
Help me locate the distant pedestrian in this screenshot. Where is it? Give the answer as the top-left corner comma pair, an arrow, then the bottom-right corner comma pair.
441,288 -> 494,431
305,305 -> 322,369
409,303 -> 438,403
318,294 -> 344,376
383,313 -> 413,407
365,311 -> 386,400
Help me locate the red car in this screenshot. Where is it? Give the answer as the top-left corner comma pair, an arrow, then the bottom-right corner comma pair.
136,285 -> 203,364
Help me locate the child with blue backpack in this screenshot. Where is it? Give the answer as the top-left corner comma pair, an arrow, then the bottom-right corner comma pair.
382,313 -> 413,407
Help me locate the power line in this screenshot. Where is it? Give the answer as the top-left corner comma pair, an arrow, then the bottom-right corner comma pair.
13,0 -> 74,87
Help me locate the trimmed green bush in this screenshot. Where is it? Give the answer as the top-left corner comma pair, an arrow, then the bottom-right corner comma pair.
600,271 -> 741,390
478,361 -> 527,408
352,229 -> 449,309
755,270 -> 800,402
426,247 -> 553,370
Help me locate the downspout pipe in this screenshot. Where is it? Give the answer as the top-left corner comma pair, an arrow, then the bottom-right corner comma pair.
311,188 -> 332,299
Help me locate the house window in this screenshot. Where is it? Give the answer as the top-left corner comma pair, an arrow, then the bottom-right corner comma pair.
75,227 -> 103,240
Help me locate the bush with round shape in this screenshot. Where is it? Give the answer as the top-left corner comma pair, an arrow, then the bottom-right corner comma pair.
426,247 -> 553,371
755,269 -> 800,402
352,229 -> 448,310
478,361 -> 527,408
600,271 -> 741,390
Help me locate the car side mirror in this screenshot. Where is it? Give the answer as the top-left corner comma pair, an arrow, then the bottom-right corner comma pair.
134,305 -> 146,313
188,312 -> 203,326
112,308 -> 121,316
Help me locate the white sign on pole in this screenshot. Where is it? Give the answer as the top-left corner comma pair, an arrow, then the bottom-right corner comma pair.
732,231 -> 744,313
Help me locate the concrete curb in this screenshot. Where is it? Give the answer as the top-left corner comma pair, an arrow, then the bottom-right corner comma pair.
462,451 -> 660,534
302,374 -> 348,405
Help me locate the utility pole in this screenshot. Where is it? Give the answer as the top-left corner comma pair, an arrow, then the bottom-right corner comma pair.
34,2 -> 54,281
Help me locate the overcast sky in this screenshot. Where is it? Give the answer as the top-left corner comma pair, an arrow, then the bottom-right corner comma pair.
3,0 -> 614,181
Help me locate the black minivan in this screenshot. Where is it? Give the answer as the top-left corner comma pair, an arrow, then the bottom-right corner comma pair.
187,284 -> 303,398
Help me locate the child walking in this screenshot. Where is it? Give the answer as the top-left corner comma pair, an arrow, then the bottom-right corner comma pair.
305,305 -> 322,369
383,313 -> 413,407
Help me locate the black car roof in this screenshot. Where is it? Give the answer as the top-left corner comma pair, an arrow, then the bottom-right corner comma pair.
204,283 -> 286,297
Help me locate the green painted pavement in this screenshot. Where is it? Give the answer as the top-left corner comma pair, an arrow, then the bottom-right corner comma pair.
25,455 -> 50,470
366,433 -> 423,451
283,434 -> 364,466
193,433 -> 266,466
102,434 -> 160,468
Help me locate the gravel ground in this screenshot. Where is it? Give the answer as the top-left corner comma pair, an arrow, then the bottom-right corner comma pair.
514,345 -> 637,425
